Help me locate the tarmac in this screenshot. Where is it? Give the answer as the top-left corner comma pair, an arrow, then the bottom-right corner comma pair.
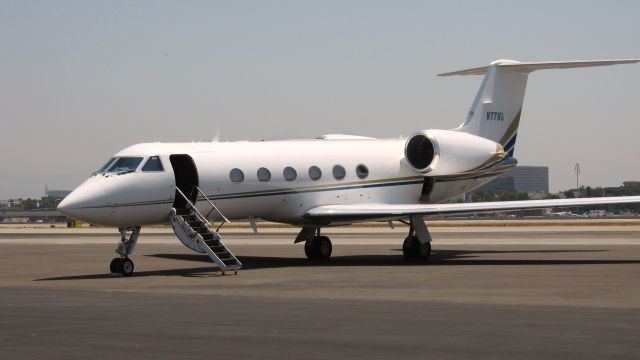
1,224 -> 639,359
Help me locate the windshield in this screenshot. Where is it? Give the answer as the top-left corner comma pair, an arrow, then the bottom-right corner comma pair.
96,158 -> 117,173
107,157 -> 144,173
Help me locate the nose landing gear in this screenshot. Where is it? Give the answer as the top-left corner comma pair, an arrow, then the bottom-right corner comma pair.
110,257 -> 135,276
110,226 -> 141,276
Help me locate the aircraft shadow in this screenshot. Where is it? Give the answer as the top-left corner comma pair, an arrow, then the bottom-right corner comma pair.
146,248 -> 639,270
34,266 -> 224,281
35,249 -> 638,281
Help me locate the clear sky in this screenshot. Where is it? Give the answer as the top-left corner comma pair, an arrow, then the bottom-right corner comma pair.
1,0 -> 638,198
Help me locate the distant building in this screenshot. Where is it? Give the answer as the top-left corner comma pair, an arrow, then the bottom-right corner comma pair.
474,166 -> 549,194
623,181 -> 640,195
623,181 -> 640,189
45,190 -> 71,199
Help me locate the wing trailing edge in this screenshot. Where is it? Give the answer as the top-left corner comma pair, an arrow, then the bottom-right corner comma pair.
305,196 -> 640,220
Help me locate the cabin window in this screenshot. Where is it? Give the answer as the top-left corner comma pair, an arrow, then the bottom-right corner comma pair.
308,166 -> 322,180
333,165 -> 346,180
356,164 -> 369,179
142,156 -> 164,172
229,168 -> 245,183
283,166 -> 297,181
107,157 -> 144,173
257,167 -> 272,182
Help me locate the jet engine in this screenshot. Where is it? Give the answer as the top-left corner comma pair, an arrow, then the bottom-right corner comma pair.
404,129 -> 504,176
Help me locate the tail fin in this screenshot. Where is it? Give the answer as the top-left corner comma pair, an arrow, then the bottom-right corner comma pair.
441,59 -> 639,156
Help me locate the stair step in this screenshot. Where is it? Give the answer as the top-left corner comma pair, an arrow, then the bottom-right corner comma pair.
171,207 -> 241,273
222,259 -> 238,265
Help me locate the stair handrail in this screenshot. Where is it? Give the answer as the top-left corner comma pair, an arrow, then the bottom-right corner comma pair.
194,186 -> 231,232
174,187 -> 213,228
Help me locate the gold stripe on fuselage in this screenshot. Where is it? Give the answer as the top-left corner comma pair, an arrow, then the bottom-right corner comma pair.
205,175 -> 425,199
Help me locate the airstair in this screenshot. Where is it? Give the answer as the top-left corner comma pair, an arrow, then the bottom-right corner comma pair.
169,187 -> 242,275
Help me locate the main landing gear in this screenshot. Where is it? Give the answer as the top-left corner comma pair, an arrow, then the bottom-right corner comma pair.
402,236 -> 431,260
298,228 -> 332,260
295,216 -> 431,262
305,236 -> 332,260
402,215 -> 432,261
110,226 -> 141,276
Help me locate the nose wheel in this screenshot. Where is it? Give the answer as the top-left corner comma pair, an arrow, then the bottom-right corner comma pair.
110,257 -> 135,276
110,226 -> 141,276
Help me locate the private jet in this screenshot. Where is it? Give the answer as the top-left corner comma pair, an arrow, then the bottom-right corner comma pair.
58,59 -> 640,276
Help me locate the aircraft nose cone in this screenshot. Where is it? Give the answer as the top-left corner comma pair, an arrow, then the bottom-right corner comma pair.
56,196 -> 71,212
57,179 -> 107,221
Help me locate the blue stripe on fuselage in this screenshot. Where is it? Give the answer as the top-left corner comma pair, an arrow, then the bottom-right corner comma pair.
206,179 -> 425,201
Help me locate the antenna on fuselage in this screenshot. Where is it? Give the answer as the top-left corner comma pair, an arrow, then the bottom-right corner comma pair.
212,128 -> 221,142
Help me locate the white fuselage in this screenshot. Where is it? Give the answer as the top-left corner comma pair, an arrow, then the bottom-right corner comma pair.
57,138 -> 501,227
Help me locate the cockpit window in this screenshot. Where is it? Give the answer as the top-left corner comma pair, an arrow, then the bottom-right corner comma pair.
97,158 -> 117,173
107,157 -> 144,173
142,156 -> 164,172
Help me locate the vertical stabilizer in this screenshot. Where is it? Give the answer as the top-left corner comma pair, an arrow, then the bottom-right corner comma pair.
440,58 -> 640,156
449,60 -> 528,156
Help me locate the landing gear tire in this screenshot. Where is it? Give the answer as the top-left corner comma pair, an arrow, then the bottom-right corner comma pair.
120,258 -> 135,276
317,236 -> 332,259
402,236 -> 431,261
110,258 -> 121,273
305,236 -> 332,260
304,239 -> 314,259
112,226 -> 140,276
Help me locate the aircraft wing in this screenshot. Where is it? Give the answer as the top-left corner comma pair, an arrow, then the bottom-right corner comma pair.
305,196 -> 640,221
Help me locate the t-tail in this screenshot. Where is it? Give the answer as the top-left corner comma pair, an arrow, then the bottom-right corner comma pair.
440,59 -> 640,157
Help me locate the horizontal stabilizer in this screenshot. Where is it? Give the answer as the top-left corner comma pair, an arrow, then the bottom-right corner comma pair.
439,59 -> 640,76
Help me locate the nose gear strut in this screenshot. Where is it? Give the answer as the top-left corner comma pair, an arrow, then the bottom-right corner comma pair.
109,226 -> 141,276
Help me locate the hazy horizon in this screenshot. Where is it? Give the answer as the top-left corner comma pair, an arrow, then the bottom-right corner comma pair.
1,0 -> 639,199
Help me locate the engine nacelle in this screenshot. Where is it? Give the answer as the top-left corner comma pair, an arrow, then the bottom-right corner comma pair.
404,129 -> 504,176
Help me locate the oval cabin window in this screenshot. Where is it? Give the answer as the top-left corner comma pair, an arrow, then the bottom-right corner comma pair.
333,165 -> 346,180
229,168 -> 245,183
257,167 -> 272,182
283,166 -> 297,181
308,166 -> 322,181
356,164 -> 369,179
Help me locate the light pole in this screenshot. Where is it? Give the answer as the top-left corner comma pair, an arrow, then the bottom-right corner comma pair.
574,163 -> 581,197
